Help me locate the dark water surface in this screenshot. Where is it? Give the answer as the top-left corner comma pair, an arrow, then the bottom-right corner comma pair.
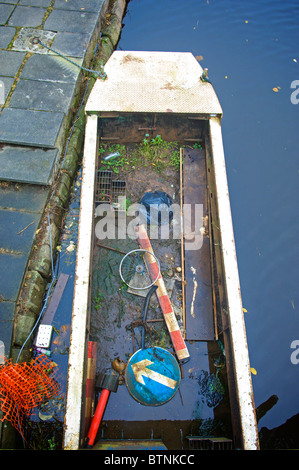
118,0 -> 299,434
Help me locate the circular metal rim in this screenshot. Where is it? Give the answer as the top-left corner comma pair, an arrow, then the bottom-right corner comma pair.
119,248 -> 160,290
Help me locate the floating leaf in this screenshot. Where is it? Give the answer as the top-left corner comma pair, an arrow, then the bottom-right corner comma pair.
66,242 -> 75,252
250,367 -> 257,375
242,307 -> 248,313
272,87 -> 280,92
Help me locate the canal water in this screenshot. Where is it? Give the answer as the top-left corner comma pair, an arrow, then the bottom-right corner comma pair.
117,0 -> 299,445
24,0 -> 298,450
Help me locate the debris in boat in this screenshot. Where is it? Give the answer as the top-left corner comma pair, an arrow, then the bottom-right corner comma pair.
104,151 -> 121,161
86,369 -> 119,448
139,191 -> 173,226
197,369 -> 224,408
66,241 -> 75,252
111,357 -> 126,384
135,224 -> 190,363
119,248 -> 160,291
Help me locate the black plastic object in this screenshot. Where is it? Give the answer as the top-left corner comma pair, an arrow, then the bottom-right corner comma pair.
141,285 -> 158,349
140,191 -> 173,226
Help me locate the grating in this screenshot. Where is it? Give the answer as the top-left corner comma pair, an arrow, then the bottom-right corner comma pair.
186,436 -> 233,450
95,170 -> 126,211
12,28 -> 56,54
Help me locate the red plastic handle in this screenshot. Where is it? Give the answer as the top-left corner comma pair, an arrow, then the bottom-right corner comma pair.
86,388 -> 110,446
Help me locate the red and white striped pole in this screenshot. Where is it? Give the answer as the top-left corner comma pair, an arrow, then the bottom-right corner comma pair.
135,224 -> 190,363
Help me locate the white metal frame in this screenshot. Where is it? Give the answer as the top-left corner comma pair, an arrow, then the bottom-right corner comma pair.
209,117 -> 259,449
63,114 -> 98,450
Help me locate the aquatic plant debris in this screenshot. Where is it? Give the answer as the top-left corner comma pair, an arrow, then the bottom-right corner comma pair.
197,370 -> 224,408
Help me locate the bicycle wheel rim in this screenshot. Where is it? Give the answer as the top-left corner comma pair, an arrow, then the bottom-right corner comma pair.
119,249 -> 160,290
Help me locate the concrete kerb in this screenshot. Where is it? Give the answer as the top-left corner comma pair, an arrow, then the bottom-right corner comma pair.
11,0 -> 129,364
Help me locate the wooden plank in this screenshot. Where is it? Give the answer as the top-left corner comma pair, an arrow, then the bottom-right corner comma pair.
84,341 -> 97,438
41,272 -> 69,325
183,148 -> 214,341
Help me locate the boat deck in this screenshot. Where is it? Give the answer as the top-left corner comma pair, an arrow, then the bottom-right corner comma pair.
89,138 -> 232,449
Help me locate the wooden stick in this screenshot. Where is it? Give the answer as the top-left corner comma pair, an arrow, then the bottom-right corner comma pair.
17,220 -> 35,235
96,241 -> 126,255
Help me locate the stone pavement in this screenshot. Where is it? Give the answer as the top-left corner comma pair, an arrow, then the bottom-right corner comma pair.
0,0 -> 107,361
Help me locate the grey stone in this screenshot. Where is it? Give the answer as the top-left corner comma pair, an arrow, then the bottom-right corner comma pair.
0,3 -> 14,25
0,209 -> 40,254
0,25 -> 16,48
0,253 -> 28,301
8,6 -> 46,27
50,31 -> 91,58
9,78 -> 75,113
0,179 -> 50,212
0,145 -> 59,185
20,53 -> 82,83
19,0 -> 52,6
0,50 -> 26,77
0,107 -> 64,148
45,8 -> 99,33
0,301 -> 15,359
53,0 -> 105,12
14,312 -> 36,346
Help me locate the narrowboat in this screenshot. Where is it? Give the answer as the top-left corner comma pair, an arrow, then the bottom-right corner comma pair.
62,51 -> 259,451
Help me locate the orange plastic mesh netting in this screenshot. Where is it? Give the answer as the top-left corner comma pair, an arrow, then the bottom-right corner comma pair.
0,355 -> 59,439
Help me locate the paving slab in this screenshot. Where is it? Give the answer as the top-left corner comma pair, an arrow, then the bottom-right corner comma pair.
50,31 -> 92,58
0,108 -> 64,148
0,76 -> 14,108
0,3 -> 14,25
20,52 -> 82,82
44,8 -> 99,33
0,145 -> 59,185
0,209 -> 40,254
8,5 -> 46,27
0,50 -> 26,76
53,0 -> 105,12
19,0 -> 52,6
0,180 -> 50,212
9,78 -> 76,113
0,25 -> 16,48
0,301 -> 15,359
0,253 -> 28,301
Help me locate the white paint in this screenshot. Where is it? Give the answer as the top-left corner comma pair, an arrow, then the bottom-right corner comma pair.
63,114 -> 98,450
86,51 -> 222,116
209,117 -> 259,450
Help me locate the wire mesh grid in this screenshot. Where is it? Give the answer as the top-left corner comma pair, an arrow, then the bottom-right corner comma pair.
95,171 -> 126,211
